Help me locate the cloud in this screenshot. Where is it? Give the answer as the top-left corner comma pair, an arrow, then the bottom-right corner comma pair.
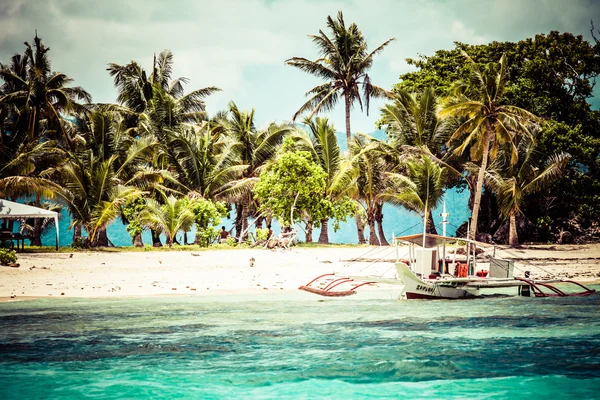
0,0 -> 598,132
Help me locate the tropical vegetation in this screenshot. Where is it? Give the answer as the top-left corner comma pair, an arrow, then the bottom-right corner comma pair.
0,16 -> 598,249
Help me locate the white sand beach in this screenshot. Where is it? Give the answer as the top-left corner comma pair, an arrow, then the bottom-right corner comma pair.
1,244 -> 599,300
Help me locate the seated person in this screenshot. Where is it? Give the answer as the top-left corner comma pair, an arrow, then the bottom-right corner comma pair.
219,226 -> 229,243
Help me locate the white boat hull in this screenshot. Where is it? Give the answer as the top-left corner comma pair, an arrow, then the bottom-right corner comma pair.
396,262 -> 480,299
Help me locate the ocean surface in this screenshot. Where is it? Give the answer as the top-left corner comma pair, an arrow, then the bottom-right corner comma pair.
1,290 -> 599,399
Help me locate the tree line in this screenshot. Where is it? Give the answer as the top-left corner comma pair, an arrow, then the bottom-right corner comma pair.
1,12 -> 598,248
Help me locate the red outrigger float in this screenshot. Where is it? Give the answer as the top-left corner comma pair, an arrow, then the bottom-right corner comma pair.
298,273 -> 377,297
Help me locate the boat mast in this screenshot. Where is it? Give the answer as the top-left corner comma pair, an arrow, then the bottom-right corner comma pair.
440,201 -> 449,272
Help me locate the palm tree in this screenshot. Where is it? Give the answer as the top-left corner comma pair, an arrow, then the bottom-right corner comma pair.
485,134 -> 570,246
332,134 -> 396,245
286,11 -> 394,145
380,87 -> 452,156
107,50 -> 220,245
439,52 -> 539,240
383,155 -> 448,235
217,102 -> 292,240
139,195 -> 196,247
51,111 -> 159,246
0,34 -> 91,150
169,124 -> 246,198
379,87 -> 463,234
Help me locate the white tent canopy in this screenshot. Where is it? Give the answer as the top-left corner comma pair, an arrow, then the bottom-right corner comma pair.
0,199 -> 59,250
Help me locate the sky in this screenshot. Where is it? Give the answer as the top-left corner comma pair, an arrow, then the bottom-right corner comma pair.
0,0 -> 599,133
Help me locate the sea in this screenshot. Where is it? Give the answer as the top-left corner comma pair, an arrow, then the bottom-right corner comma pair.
1,290 -> 599,399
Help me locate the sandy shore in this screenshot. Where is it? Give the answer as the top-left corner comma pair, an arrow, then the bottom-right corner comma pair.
1,244 -> 599,301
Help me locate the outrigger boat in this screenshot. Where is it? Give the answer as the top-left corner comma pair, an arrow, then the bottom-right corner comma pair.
299,232 -> 596,300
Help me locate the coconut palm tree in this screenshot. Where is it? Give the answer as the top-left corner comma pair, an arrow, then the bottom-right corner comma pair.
439,52 -> 539,240
51,111 -> 159,246
166,123 -> 246,200
383,155 -> 448,235
379,87 -> 464,234
0,34 -> 91,150
331,134 -> 397,245
485,133 -> 570,246
217,102 -> 293,240
379,88 -> 450,155
139,195 -> 196,247
107,50 -> 220,245
286,11 -> 394,145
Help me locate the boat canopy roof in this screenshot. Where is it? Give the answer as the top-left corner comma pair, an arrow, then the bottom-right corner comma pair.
393,233 -> 492,248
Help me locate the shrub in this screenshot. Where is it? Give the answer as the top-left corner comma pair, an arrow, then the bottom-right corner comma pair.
255,228 -> 269,241
0,249 -> 17,266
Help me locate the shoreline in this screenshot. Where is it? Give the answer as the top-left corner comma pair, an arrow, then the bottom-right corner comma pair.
1,244 -> 599,302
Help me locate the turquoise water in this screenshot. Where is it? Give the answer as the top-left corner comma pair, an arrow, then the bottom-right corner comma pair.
1,291 -> 599,399
39,186 -> 470,247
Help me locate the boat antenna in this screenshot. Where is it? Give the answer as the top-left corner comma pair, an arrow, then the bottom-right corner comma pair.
441,201 -> 448,238
440,201 -> 449,271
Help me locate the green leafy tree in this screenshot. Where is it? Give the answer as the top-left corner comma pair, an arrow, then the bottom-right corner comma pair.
122,198 -> 146,247
392,31 -> 600,237
439,52 -> 539,240
255,148 -> 354,238
191,198 -> 228,247
292,117 -> 348,243
286,11 -> 394,145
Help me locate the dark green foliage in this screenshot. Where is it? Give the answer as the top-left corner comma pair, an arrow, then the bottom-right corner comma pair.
122,198 -> 146,242
254,147 -> 355,230
392,30 -> 600,239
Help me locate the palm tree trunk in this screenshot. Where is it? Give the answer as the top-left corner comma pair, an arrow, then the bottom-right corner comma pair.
241,199 -> 249,241
234,202 -> 243,239
318,218 -> 329,244
344,92 -> 352,145
306,221 -> 313,243
133,233 -> 143,247
255,215 -> 264,230
368,215 -> 379,245
427,209 -> 438,235
469,129 -> 492,240
73,224 -> 82,243
30,218 -> 43,246
151,228 -> 163,247
508,214 -> 519,247
93,227 -> 109,247
355,213 -> 366,244
375,203 -> 389,246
